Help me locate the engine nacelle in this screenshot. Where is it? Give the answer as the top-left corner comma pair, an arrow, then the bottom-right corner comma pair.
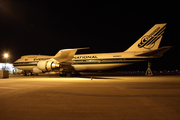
33,67 -> 43,73
37,60 -> 60,71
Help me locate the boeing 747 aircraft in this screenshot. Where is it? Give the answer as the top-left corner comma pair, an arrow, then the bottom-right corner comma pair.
14,23 -> 171,76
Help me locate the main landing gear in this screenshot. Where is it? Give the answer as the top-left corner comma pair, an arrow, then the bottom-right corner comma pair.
59,71 -> 81,77
23,71 -> 38,76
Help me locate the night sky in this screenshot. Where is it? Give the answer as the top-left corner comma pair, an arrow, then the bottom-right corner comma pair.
0,0 -> 179,70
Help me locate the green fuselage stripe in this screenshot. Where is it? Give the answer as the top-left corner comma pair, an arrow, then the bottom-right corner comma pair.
14,64 -> 37,67
72,60 -> 141,65
13,60 -> 144,67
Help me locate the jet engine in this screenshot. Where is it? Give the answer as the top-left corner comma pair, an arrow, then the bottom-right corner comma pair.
37,60 -> 60,71
33,67 -> 43,73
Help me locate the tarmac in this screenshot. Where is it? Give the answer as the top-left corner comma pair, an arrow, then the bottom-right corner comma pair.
0,75 -> 180,120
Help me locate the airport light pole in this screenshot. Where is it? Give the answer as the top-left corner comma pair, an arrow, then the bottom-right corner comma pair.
0,53 -> 10,78
4,53 -> 8,70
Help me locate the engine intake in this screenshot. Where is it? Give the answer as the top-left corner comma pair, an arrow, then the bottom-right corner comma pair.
37,60 -> 60,71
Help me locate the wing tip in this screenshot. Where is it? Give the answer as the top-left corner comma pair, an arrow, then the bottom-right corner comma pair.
61,47 -> 90,51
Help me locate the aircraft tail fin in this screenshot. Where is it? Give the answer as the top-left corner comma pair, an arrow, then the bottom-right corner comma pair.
125,23 -> 167,52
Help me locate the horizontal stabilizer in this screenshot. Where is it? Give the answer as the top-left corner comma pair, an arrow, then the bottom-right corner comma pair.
136,46 -> 172,57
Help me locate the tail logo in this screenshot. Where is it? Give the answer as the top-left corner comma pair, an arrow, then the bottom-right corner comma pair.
138,26 -> 165,49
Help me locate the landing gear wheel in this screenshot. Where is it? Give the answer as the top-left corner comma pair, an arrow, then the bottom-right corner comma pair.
71,72 -> 81,77
30,72 -> 33,76
59,71 -> 67,77
23,72 -> 27,76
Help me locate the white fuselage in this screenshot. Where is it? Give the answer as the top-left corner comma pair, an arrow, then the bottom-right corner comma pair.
13,51 -> 150,72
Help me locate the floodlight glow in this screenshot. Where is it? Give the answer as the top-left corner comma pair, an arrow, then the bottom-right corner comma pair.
4,53 -> 8,58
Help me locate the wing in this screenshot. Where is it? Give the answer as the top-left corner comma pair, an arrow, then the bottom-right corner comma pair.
53,47 -> 89,63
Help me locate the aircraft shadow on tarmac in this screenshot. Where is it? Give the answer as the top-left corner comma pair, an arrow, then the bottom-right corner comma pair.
82,77 -> 115,79
42,90 -> 180,98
